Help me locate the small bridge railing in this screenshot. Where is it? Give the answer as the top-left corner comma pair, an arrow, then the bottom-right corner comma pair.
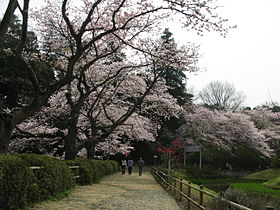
152,167 -> 254,210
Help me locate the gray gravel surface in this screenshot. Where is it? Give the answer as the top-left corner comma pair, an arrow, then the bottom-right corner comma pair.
32,168 -> 183,210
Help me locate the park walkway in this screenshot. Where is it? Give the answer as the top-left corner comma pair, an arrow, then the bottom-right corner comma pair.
32,168 -> 183,210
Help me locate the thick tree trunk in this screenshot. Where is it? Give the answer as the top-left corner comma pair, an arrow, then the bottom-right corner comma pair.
0,114 -> 15,153
64,124 -> 77,160
64,137 -> 77,160
64,108 -> 81,160
85,140 -> 95,159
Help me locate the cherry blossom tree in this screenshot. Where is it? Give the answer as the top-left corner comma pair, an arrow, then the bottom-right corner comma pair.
12,67 -> 182,159
11,13 -> 200,159
243,106 -> 280,153
1,0 -> 230,154
179,105 -> 271,156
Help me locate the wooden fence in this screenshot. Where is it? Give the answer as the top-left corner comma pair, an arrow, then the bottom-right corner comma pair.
152,167 -> 256,210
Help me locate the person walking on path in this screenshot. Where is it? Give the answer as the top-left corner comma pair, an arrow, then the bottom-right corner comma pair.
137,157 -> 145,176
121,159 -> 127,175
127,159 -> 133,175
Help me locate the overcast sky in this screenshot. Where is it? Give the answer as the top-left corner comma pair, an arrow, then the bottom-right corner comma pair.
167,0 -> 280,108
1,0 -> 280,108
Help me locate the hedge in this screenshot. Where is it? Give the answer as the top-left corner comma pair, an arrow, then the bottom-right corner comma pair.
0,155 -> 36,210
65,159 -> 119,185
17,154 -> 75,201
0,154 -> 119,210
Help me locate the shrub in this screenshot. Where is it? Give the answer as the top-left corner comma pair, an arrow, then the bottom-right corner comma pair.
0,155 -> 38,210
271,156 -> 280,168
110,160 -> 119,172
17,154 -> 75,201
203,147 -> 233,169
184,164 -> 225,179
65,159 -> 119,185
232,146 -> 269,170
98,160 -> 114,174
65,159 -> 95,185
0,154 -> 118,209
207,188 -> 280,210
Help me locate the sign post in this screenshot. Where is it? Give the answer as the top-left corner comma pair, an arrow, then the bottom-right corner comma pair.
184,145 -> 202,169
153,155 -> 158,165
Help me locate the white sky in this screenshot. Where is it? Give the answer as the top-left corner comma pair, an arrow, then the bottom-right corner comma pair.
1,0 -> 280,108
166,0 -> 280,108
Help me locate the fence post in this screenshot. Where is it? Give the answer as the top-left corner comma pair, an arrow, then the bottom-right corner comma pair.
174,178 -> 176,195
164,174 -> 167,189
199,185 -> 204,206
168,176 -> 171,191
187,181 -> 191,209
179,178 -> 183,201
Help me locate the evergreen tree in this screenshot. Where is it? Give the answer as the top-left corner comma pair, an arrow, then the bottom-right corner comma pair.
160,28 -> 193,106
0,16 -> 55,110
155,29 -> 194,151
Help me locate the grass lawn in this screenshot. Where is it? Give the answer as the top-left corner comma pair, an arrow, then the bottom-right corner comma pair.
231,182 -> 280,198
263,176 -> 280,189
190,177 -> 259,185
242,168 -> 280,181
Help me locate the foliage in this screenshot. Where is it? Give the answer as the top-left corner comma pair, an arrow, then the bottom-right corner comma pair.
263,177 -> 280,189
156,138 -> 185,167
190,177 -> 259,185
65,159 -> 119,185
198,147 -> 232,169
0,154 -> 37,210
208,188 -> 280,210
17,153 -> 75,201
0,154 -> 118,210
243,168 -> 280,181
1,0 -> 230,157
154,29 -> 193,167
0,15 -> 55,110
162,143 -> 268,172
159,28 -> 193,106
230,183 -> 280,198
199,146 -> 269,171
179,105 -> 271,159
271,156 -> 280,168
183,164 -> 224,179
232,145 -> 269,170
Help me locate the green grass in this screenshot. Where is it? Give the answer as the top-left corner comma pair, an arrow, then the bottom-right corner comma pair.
231,182 -> 280,198
242,168 -> 280,181
190,177 -> 259,185
171,169 -> 218,202
263,176 -> 280,189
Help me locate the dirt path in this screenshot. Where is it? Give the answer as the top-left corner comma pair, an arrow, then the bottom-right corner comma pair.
31,168 -> 183,210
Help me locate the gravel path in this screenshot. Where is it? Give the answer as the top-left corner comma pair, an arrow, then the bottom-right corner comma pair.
32,168 -> 183,210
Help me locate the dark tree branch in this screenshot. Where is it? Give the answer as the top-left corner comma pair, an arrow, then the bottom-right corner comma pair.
17,0 -> 29,54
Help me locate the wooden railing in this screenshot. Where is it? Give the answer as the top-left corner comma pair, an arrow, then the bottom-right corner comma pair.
152,167 -> 253,210
30,165 -> 80,181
